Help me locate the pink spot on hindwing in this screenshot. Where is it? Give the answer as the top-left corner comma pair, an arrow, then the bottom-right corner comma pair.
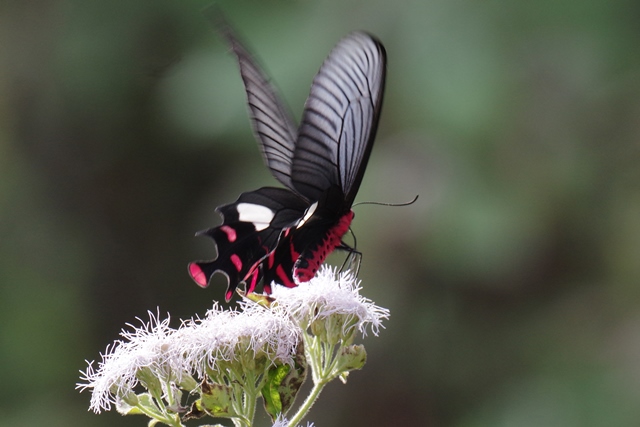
220,225 -> 237,242
230,254 -> 243,271
188,263 -> 208,288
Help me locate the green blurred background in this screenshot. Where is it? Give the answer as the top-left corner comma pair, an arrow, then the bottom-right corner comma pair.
2,0 -> 640,426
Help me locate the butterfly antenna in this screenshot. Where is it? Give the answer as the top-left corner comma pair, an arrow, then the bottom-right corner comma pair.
353,194 -> 419,208
349,226 -> 358,250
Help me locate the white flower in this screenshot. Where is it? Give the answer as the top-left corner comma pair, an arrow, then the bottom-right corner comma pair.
77,266 -> 386,420
78,302 -> 302,414
77,310 -> 180,413
177,302 -> 300,377
271,415 -> 315,427
272,265 -> 390,337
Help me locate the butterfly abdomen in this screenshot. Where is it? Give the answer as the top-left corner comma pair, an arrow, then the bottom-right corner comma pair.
294,210 -> 354,282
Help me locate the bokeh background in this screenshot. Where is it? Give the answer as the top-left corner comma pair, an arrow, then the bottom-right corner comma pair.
2,0 -> 640,426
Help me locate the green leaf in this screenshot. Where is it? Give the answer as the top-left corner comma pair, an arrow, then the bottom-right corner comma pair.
333,344 -> 367,379
237,289 -> 275,308
182,400 -> 205,421
261,363 -> 290,418
187,379 -> 238,419
279,341 -> 307,412
115,399 -> 143,416
116,393 -> 164,419
261,341 -> 308,420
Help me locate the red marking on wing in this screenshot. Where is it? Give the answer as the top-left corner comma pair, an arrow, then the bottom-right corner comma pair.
263,282 -> 273,294
246,267 -> 260,294
295,211 -> 354,282
276,264 -> 296,288
230,254 -> 243,271
188,263 -> 209,288
245,258 -> 262,279
220,225 -> 237,242
289,234 -> 301,260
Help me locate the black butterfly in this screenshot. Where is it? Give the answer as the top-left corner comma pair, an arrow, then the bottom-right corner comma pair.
189,21 -> 386,301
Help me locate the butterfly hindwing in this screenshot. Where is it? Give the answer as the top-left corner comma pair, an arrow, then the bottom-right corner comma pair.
189,187 -> 308,300
259,217 -> 343,293
260,229 -> 299,294
189,221 -> 267,300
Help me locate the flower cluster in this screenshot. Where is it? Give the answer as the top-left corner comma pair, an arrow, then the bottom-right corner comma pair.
177,302 -> 299,378
79,305 -> 299,415
78,311 -> 182,413
273,267 -> 389,339
78,266 -> 389,427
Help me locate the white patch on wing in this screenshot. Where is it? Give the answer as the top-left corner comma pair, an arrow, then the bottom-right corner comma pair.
237,203 -> 275,231
296,201 -> 318,229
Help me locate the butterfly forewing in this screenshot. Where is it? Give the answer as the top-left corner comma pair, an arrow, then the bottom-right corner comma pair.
216,17 -> 298,190
293,32 -> 386,204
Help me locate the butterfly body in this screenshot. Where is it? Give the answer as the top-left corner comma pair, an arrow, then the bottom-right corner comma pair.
292,209 -> 354,283
189,21 -> 386,301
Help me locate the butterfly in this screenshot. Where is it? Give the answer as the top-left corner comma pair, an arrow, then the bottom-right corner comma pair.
189,20 -> 386,301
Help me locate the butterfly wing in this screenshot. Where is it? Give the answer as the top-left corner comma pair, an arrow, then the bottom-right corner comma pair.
216,16 -> 298,190
292,32 -> 386,204
190,25 -> 386,299
189,187 -> 308,300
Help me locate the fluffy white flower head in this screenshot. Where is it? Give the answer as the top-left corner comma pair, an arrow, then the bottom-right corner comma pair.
178,301 -> 300,376
77,310 -> 179,413
272,265 -> 389,337
271,415 -> 315,427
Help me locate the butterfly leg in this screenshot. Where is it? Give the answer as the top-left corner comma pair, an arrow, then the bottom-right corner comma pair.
338,242 -> 362,276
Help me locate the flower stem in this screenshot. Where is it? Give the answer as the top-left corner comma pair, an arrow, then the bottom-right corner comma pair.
134,403 -> 183,427
286,378 -> 327,427
242,385 -> 257,427
286,333 -> 342,427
